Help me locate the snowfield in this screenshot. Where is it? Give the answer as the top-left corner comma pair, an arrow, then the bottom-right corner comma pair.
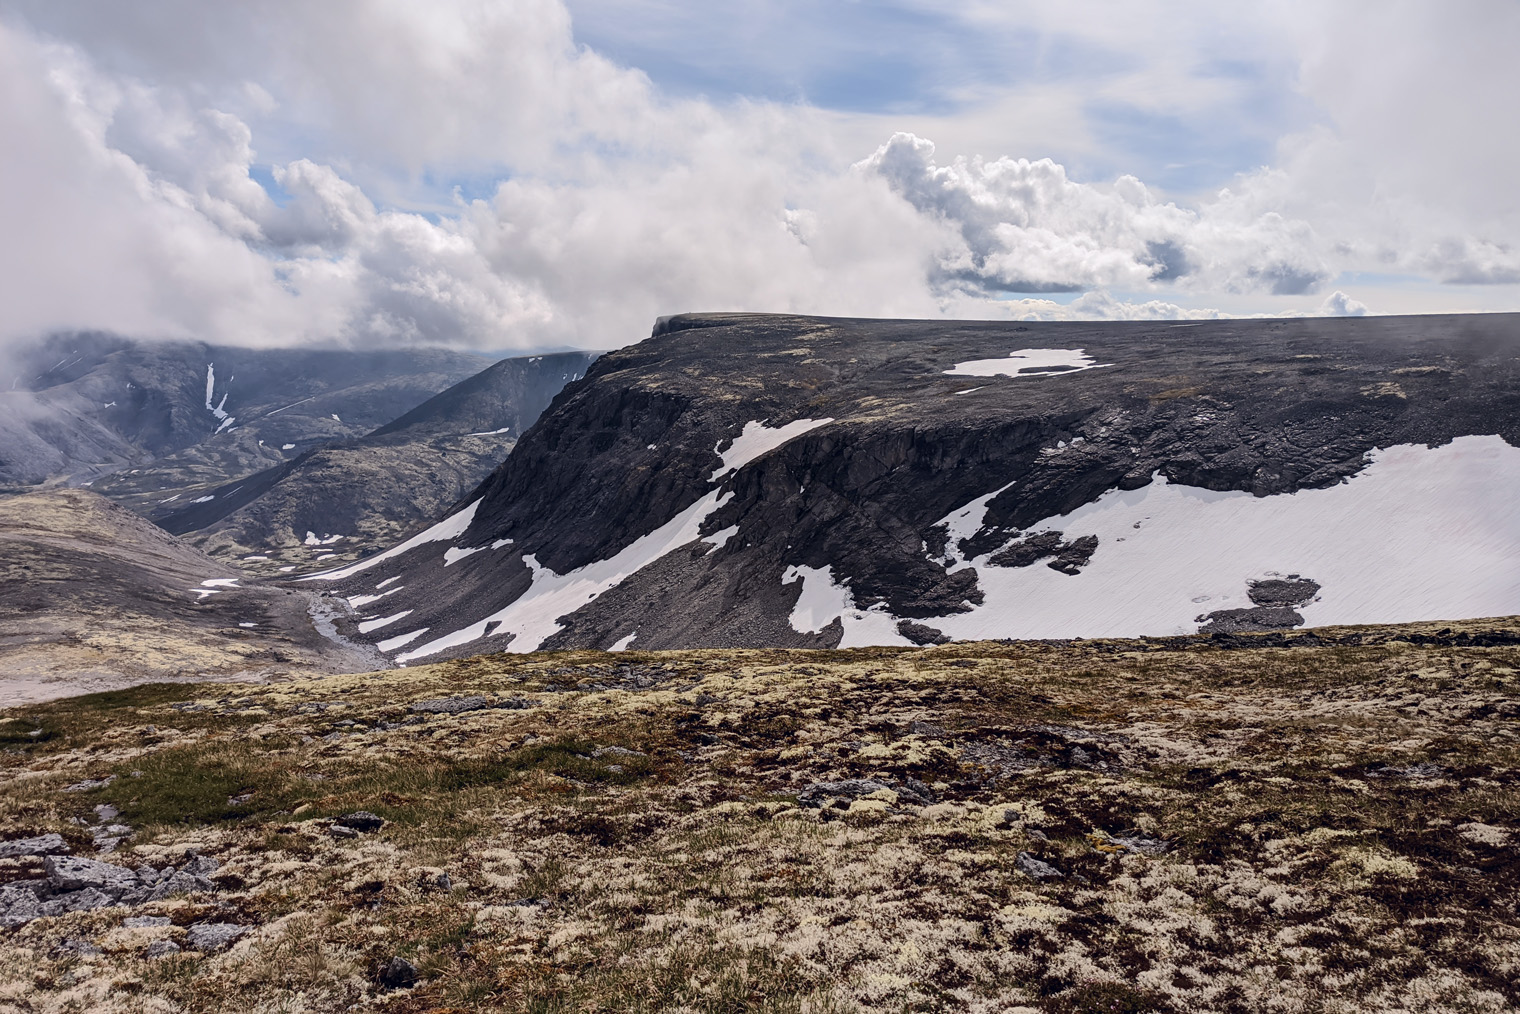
808,434 -> 1520,645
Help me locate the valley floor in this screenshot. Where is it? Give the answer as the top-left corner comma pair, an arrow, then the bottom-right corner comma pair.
0,619 -> 1517,1013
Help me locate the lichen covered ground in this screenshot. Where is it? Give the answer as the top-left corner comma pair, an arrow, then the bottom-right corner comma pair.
1,619 -> 1517,1013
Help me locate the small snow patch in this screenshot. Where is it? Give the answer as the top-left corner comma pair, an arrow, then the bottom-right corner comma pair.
702,525 -> 739,552
281,443 -> 295,450
945,348 -> 1108,378
444,546 -> 484,566
609,632 -> 637,651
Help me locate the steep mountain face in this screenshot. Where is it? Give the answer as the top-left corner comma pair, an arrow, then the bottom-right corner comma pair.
0,489 -> 382,703
0,332 -> 490,492
308,312 -> 1520,662
151,352 -> 596,574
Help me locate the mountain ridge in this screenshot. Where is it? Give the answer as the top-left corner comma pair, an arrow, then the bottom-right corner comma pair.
309,311 -> 1520,662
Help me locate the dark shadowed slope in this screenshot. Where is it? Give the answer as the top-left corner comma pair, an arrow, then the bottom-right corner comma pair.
304,312 -> 1520,661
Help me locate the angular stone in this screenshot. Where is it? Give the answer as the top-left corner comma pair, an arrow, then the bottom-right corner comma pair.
54,938 -> 102,957
378,955 -> 419,989
797,779 -> 894,808
45,855 -> 138,894
1016,851 -> 1063,879
147,871 -> 216,901
145,939 -> 182,958
182,854 -> 220,877
409,695 -> 492,714
185,922 -> 248,952
0,887 -> 44,928
61,887 -> 116,912
0,833 -> 70,859
124,915 -> 173,928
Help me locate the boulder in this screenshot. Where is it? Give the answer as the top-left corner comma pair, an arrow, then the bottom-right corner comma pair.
45,855 -> 138,895
1016,851 -> 1064,879
185,922 -> 248,952
0,833 -> 70,859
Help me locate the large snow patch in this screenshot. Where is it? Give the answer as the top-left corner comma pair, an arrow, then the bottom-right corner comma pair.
944,348 -> 1107,378
815,435 -> 1520,644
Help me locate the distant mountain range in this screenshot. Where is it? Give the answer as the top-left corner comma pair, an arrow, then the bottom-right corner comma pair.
304,312 -> 1520,662
0,333 -> 595,573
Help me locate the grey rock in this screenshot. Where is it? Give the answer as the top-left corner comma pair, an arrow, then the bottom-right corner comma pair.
378,955 -> 419,989
182,854 -> 220,877
45,855 -> 138,894
0,887 -> 44,928
54,938 -> 102,957
1198,603 -> 1304,634
185,922 -> 248,951
896,620 -> 951,646
329,825 -> 359,839
147,871 -> 216,900
1016,851 -> 1064,879
408,695 -> 492,714
0,833 -> 70,859
93,804 -> 120,822
1105,835 -> 1171,856
338,811 -> 385,832
591,745 -> 645,758
61,887 -> 117,912
145,939 -> 182,958
63,776 -> 116,792
1247,576 -> 1320,606
797,779 -> 894,808
101,824 -> 133,836
94,837 -> 123,854
124,915 -> 172,928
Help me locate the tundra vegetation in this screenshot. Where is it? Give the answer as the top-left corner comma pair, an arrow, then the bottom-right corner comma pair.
0,618 -> 1516,1013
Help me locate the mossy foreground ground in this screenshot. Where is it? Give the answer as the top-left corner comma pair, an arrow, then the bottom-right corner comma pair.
1,620 -> 1517,1014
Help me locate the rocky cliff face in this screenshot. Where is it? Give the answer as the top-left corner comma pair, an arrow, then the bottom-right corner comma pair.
309,313 -> 1520,661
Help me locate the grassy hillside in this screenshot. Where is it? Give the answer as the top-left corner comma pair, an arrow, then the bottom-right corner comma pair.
1,619 -> 1517,1013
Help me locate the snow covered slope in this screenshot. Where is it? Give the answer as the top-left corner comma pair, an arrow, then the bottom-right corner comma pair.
308,312 -> 1520,660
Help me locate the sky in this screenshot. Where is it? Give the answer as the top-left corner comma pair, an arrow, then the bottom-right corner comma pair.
0,0 -> 1517,352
